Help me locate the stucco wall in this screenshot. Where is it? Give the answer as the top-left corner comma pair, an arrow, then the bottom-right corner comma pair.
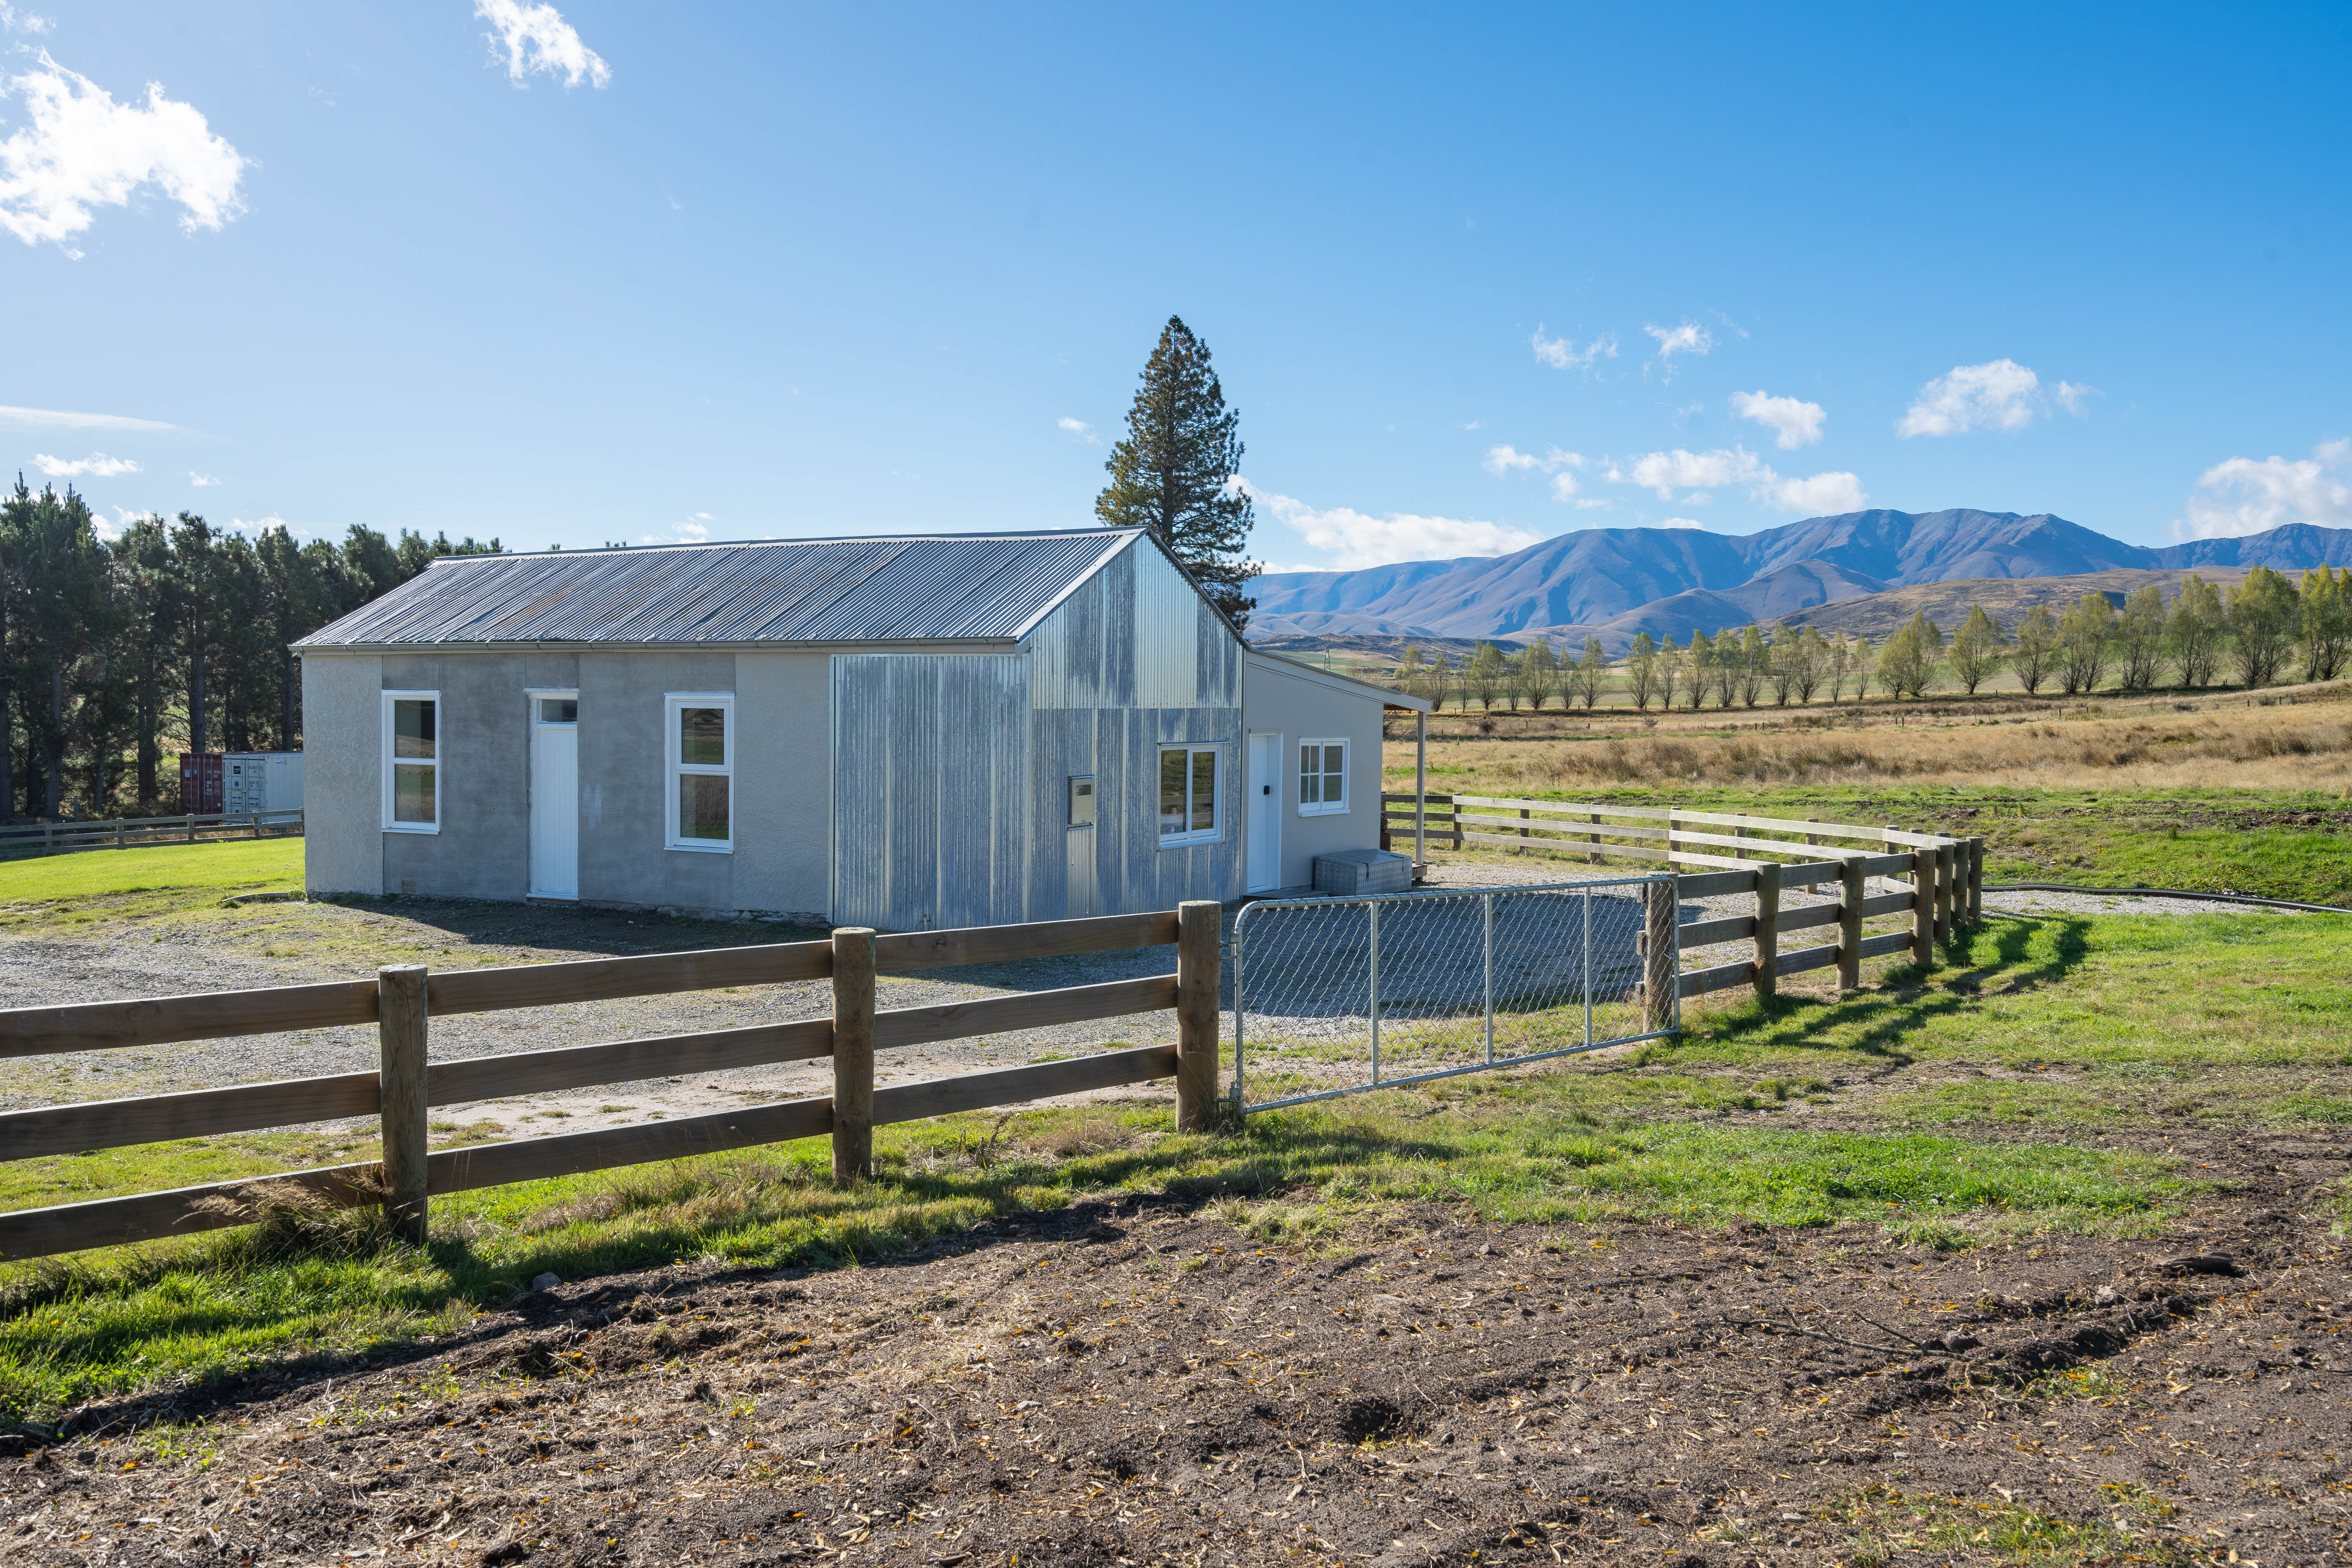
298,654 -> 384,896
1241,652 -> 1392,890
299,648 -> 831,915
732,652 -> 832,920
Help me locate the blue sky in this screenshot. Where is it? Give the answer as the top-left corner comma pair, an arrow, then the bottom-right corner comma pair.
3,2 -> 2349,573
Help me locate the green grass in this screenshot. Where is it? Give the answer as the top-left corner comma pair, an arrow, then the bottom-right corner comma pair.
3,906 -> 2340,1428
0,838 -> 303,908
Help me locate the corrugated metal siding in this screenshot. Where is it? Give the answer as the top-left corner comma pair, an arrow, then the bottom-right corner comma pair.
830,654 -> 1030,931
1021,540 -> 1242,918
296,533 -> 1138,650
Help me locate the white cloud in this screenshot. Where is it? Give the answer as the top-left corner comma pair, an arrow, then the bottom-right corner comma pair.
1482,443 -> 1582,476
1896,358 -> 2094,437
640,514 -> 715,545
2175,438 -> 2352,540
0,403 -> 174,430
228,514 -> 291,534
1057,416 -> 1100,446
189,470 -> 218,486
1768,470 -> 1868,514
1,6 -> 53,36
32,451 -> 137,478
1613,446 -> 1768,497
476,0 -> 611,89
1658,517 -> 1707,530
1644,322 -> 1713,374
1606,444 -> 1865,514
1530,325 -> 1615,371
1729,389 -> 1826,449
1238,478 -> 1543,570
0,52 -> 247,249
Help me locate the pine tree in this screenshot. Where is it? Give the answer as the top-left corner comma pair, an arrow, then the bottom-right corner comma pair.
1094,316 -> 1260,625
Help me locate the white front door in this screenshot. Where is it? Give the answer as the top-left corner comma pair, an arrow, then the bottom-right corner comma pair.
1245,731 -> 1281,892
528,692 -> 579,900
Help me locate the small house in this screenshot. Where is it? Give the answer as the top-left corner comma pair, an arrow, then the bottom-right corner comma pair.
293,529 -> 1427,926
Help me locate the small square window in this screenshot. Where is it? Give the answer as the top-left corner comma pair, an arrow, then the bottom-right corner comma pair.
1158,745 -> 1222,846
536,697 -> 578,724
1299,739 -> 1348,815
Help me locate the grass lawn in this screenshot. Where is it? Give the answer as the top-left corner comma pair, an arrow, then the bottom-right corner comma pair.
6,906 -> 2344,1425
0,838 -> 303,915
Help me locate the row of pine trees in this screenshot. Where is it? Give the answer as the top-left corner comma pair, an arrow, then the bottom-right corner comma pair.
1398,566 -> 2352,712
0,479 -> 498,823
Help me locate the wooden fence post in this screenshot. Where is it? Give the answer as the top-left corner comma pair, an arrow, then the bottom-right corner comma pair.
1751,861 -> 1780,1000
1588,811 -> 1602,864
1175,900 -> 1221,1133
1968,836 -> 1985,926
377,964 -> 429,1246
1934,841 -> 1957,943
1641,877 -> 1678,1033
831,927 -> 876,1183
1451,796 -> 1463,852
1910,847 -> 1935,967
1837,855 -> 1865,991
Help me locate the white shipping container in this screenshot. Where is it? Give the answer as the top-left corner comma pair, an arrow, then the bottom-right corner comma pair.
223,752 -> 305,814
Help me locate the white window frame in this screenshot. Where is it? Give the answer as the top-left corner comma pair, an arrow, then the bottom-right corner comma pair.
1157,743 -> 1224,848
665,691 -> 734,853
382,690 -> 441,834
1297,737 -> 1350,817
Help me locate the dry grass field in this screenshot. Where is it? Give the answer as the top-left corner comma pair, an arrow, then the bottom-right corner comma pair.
1381,679 -> 2352,904
1385,678 -> 2352,795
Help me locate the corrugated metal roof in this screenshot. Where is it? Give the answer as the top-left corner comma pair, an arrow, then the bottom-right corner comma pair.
294,530 -> 1145,649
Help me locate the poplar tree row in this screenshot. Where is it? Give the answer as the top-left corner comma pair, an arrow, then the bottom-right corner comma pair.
0,478 -> 499,822
1392,567 -> 2351,713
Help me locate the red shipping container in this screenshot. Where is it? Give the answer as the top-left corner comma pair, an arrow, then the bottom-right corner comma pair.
179,753 -> 223,815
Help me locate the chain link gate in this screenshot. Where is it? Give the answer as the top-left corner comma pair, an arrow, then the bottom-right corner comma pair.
1228,874 -> 1680,1114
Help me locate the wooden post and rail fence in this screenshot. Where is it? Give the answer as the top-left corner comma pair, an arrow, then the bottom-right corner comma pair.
0,808 -> 305,860
0,800 -> 1981,1262
1384,792 -> 1985,1005
0,902 -> 1225,1260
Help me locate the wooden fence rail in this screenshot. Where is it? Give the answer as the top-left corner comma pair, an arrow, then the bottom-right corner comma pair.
0,906 -> 1217,1260
1388,793 -> 1986,1007
0,808 -> 304,859
0,797 -> 1986,1261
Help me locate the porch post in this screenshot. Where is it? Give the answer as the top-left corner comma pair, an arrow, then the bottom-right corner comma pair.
1414,709 -> 1427,873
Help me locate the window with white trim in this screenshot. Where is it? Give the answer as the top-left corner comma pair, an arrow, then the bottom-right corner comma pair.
382,691 -> 440,832
1157,744 -> 1222,846
1298,738 -> 1348,815
666,693 -> 733,851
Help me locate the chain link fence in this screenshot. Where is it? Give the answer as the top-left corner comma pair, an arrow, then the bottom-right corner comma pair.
1228,873 -> 1677,1113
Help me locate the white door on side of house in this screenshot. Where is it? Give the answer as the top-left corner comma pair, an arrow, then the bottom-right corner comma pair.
1245,731 -> 1281,892
529,691 -> 579,900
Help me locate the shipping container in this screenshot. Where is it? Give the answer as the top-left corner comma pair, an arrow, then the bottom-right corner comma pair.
178,753 -> 223,815
225,752 -> 304,814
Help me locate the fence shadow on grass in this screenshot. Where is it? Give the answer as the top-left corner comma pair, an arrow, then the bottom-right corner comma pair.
1657,914 -> 2094,1071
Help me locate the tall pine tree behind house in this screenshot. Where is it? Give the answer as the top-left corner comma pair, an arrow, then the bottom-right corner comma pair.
1094,316 -> 1261,626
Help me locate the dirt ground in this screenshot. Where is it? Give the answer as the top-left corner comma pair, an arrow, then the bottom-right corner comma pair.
6,1131 -> 2346,1567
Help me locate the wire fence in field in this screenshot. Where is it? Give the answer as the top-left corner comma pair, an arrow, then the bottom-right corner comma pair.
1228,874 -> 1675,1113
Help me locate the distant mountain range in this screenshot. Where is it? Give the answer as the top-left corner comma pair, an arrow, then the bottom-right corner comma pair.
1247,510 -> 2352,652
